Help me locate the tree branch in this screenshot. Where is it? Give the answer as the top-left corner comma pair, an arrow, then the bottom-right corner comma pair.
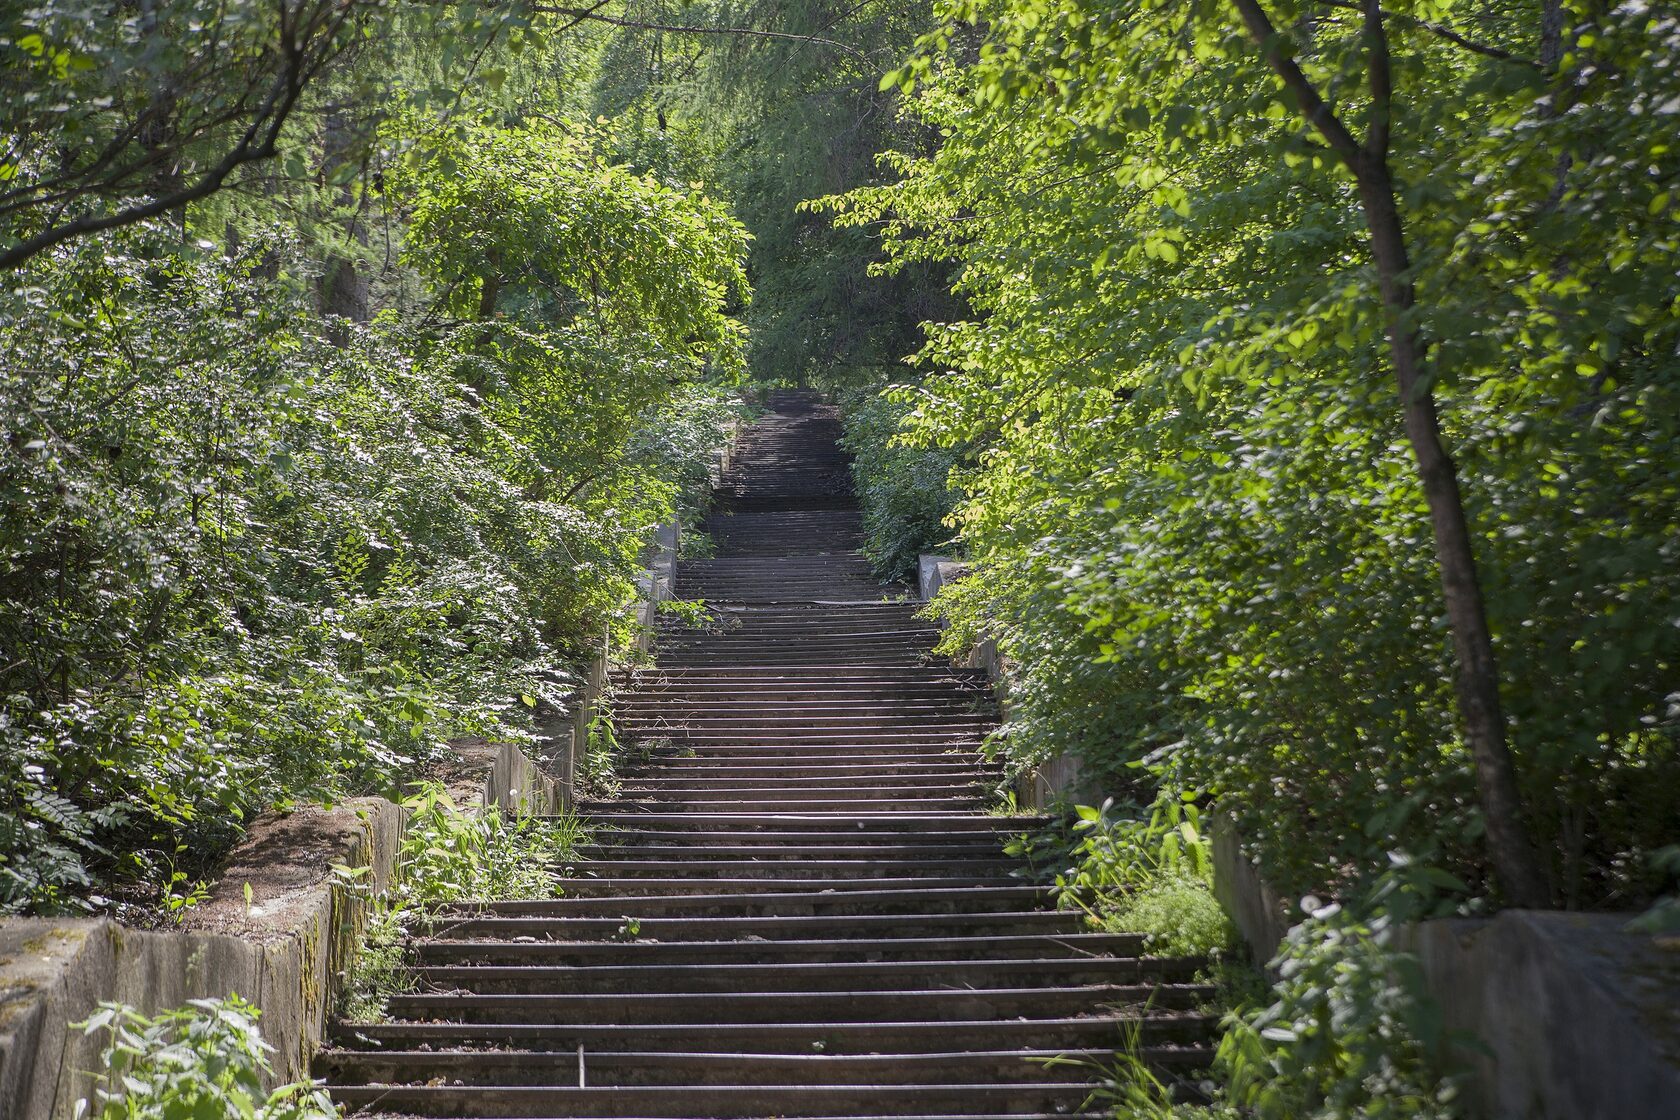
1363,0 -> 1393,158
1227,0 -> 1364,170
1323,0 -> 1539,67
0,2 -> 340,273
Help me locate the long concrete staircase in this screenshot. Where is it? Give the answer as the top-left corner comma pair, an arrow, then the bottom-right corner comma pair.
320,390 -> 1214,1117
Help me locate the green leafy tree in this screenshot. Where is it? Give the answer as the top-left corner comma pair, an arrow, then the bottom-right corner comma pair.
821,0 -> 1680,908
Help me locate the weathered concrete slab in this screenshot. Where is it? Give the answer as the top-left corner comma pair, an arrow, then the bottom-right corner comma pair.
0,797 -> 404,1120
1214,819 -> 1680,1118
1210,814 -> 1294,963
1410,911 -> 1680,1120
450,738 -> 562,816
918,554 -> 966,602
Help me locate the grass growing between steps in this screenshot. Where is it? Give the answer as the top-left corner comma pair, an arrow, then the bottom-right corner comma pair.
337,784 -> 591,1023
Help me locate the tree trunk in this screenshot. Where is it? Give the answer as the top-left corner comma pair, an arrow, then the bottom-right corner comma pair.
1230,0 -> 1555,907
1355,163 -> 1552,909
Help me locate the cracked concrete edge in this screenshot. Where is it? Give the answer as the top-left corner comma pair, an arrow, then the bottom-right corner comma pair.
0,739 -> 556,1120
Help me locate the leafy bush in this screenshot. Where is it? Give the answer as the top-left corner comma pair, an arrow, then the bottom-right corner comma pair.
336,782 -> 590,1021
394,783 -> 588,909
76,996 -> 335,1120
1221,888 -> 1466,1120
838,386 -> 959,580
1106,877 -> 1233,960
1,118 -> 748,918
1031,796 -> 1234,958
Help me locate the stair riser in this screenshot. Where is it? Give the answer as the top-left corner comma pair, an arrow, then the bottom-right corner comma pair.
381,983 -> 1210,1025
318,1047 -> 1211,1088
407,958 -> 1203,995
434,892 -> 1050,920
413,912 -> 1087,940
409,933 -> 1151,965
330,1015 -> 1214,1053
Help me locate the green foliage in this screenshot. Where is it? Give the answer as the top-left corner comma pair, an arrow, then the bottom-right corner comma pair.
396,783 -> 587,908
838,387 -> 958,580
1009,791 -> 1233,959
339,783 -> 591,1021
578,0 -> 958,388
0,0 -> 539,271
578,706 -> 625,799
657,599 -> 714,629
336,901 -> 412,1024
395,116 -> 750,392
2,127 -> 747,915
1221,877 -> 1467,1120
1627,846 -> 1680,936
820,0 -> 1680,911
1070,1043 -> 1239,1120
1059,796 -> 1213,901
1106,877 -> 1233,961
75,996 -> 336,1120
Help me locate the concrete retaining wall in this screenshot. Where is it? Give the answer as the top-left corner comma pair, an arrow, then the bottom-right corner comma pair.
1404,911 -> 1680,1119
1212,816 -> 1680,1119
1,735 -> 576,1118
919,553 -> 1093,810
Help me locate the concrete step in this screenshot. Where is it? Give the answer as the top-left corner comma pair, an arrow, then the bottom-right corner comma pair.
555,859 -> 1018,879
562,812 -> 1049,831
324,1082 -> 1109,1118
587,799 -> 993,814
432,885 -> 1053,919
331,1013 -> 1215,1053
414,910 -> 1090,942
616,767 -> 999,784
570,834 -> 1025,853
406,955 -> 1206,995
408,932 -> 1153,966
614,763 -> 1001,782
615,754 -> 997,772
543,875 -> 1025,897
605,783 -> 989,801
614,731 -> 993,749
572,842 -> 1020,860
381,982 -> 1213,1025
318,1045 -> 1213,1087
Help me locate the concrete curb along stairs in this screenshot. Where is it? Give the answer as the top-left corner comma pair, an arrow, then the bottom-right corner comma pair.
319,390 -> 1216,1118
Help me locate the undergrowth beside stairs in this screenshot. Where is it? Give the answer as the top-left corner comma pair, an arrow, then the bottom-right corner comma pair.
337,783 -> 590,1024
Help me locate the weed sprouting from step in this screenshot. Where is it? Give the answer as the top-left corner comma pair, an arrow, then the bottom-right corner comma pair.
337,904 -> 413,1024
656,597 -> 714,629
399,783 -> 589,906
577,705 -> 625,799
1047,1041 -> 1237,1120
